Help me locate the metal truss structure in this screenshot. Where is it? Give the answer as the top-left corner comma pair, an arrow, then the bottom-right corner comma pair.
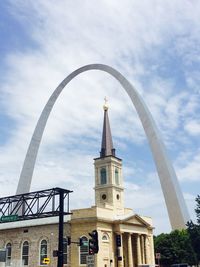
0,187 -> 72,222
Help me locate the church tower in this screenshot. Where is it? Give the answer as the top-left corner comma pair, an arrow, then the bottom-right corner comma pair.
94,99 -> 124,215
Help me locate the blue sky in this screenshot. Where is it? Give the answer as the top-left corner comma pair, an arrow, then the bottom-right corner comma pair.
0,0 -> 200,234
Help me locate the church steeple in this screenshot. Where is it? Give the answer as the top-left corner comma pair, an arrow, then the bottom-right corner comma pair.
100,97 -> 116,158
94,99 -> 124,215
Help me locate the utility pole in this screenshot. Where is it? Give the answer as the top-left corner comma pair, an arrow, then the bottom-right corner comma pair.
57,189 -> 64,267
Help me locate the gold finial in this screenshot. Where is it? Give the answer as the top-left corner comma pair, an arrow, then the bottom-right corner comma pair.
103,96 -> 109,111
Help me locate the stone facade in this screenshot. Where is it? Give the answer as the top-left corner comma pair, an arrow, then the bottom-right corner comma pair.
0,218 -> 70,267
70,206 -> 155,267
0,209 -> 155,267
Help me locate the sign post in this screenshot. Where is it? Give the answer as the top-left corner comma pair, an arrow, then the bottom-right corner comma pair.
156,253 -> 161,267
57,189 -> 64,267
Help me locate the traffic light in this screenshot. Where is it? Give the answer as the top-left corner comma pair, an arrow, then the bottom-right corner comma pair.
89,239 -> 94,255
88,230 -> 99,254
116,234 -> 121,247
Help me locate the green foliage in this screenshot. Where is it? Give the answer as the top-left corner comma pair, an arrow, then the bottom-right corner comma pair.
187,221 -> 200,265
154,229 -> 196,267
186,194 -> 200,265
195,195 -> 200,225
154,195 -> 200,267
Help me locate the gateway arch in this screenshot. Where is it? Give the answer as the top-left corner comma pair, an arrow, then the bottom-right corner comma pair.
16,63 -> 189,230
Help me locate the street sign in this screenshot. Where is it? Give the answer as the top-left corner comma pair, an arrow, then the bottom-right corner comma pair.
43,257 -> 50,264
0,215 -> 19,222
79,237 -> 88,246
156,253 -> 161,259
82,240 -> 88,246
0,250 -> 6,262
87,255 -> 95,267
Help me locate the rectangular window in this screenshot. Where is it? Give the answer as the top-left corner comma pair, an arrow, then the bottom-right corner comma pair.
100,168 -> 107,184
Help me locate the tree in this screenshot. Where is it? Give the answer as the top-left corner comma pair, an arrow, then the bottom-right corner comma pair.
154,233 -> 174,266
195,195 -> 200,225
154,230 -> 196,267
187,195 -> 200,266
154,196 -> 200,267
187,221 -> 200,266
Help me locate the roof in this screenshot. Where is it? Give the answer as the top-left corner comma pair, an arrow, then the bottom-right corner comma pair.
0,215 -> 71,230
100,107 -> 116,157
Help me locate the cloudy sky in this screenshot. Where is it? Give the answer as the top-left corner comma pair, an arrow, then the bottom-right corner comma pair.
0,0 -> 200,234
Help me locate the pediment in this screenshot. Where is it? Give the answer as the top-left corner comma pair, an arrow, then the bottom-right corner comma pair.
122,214 -> 151,227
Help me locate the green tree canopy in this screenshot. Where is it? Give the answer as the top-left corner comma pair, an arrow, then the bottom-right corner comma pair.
195,195 -> 200,225
187,194 -> 200,266
154,229 -> 196,267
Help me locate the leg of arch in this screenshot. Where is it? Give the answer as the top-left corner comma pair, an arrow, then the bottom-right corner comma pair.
16,63 -> 190,230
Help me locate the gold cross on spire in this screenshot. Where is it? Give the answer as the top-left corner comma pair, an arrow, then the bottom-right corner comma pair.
103,96 -> 109,111
104,96 -> 108,105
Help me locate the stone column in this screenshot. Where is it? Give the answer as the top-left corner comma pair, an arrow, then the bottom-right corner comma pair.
128,233 -> 134,267
141,235 -> 145,264
144,235 -> 150,264
136,234 -> 141,265
150,234 -> 155,264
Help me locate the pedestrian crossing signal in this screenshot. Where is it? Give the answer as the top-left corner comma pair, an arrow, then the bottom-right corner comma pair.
116,235 -> 121,247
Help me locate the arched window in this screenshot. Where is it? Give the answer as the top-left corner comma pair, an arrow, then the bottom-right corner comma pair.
40,240 -> 47,265
63,238 -> 68,264
22,241 -> 29,266
6,243 -> 12,266
100,168 -> 107,184
102,233 -> 109,242
115,168 -> 119,185
79,236 -> 88,264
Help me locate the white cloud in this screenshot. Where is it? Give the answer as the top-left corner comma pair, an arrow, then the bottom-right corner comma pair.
177,150 -> 200,182
184,120 -> 200,136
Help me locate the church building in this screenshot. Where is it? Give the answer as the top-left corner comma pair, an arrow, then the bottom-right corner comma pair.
0,102 -> 155,267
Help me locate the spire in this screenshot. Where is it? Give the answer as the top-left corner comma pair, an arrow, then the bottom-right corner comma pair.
100,97 -> 116,158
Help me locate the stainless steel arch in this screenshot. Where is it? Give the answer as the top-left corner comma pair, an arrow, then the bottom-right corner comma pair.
16,63 -> 190,229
